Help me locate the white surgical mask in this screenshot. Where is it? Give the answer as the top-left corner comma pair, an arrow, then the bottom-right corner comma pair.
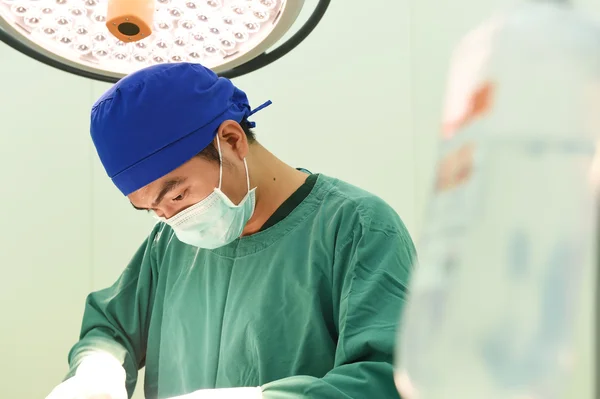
155,138 -> 256,249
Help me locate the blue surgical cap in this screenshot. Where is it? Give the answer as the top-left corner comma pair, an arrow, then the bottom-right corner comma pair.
90,62 -> 271,196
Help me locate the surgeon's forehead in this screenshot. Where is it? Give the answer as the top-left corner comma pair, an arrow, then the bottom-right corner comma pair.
128,177 -> 164,203
128,156 -> 212,201
134,177 -> 161,196
133,162 -> 187,196
127,189 -> 148,208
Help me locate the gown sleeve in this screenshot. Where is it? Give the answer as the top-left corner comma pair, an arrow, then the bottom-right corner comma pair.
64,225 -> 162,398
261,211 -> 417,399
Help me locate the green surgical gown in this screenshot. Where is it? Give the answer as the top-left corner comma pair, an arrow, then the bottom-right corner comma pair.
66,174 -> 416,399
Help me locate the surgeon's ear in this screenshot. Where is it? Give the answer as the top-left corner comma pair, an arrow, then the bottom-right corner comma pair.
216,119 -> 248,160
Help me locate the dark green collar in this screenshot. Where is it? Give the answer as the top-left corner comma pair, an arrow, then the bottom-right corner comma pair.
260,173 -> 319,232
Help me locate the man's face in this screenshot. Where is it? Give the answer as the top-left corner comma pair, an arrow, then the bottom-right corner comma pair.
128,121 -> 250,219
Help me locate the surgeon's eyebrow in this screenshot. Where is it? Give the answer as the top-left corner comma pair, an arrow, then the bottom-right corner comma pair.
130,177 -> 188,211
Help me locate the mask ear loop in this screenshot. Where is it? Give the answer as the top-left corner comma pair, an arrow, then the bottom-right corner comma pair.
215,135 -> 251,193
243,158 -> 250,193
216,136 -> 223,190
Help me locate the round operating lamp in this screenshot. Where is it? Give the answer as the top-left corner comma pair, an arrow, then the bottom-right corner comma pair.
0,0 -> 330,81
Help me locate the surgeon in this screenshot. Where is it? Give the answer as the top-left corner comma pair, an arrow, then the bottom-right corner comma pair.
45,62 -> 417,399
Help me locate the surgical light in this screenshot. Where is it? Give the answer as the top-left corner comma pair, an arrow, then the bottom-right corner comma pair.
0,0 -> 330,81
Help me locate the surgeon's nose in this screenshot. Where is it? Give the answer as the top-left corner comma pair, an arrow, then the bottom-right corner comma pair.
151,208 -> 168,220
154,205 -> 181,220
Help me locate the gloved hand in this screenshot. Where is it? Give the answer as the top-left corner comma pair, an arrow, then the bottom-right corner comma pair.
167,387 -> 263,399
45,351 -> 128,399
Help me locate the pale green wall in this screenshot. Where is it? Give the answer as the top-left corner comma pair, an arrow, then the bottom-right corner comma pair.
0,0 -> 597,398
